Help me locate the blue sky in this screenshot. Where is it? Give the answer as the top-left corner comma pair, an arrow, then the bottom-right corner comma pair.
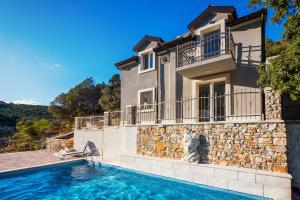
0,0 -> 284,105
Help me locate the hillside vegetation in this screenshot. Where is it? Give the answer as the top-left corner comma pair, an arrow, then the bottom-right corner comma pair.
0,74 -> 120,152
0,101 -> 52,126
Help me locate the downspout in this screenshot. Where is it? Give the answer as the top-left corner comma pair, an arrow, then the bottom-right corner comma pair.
261,8 -> 267,120
261,7 -> 267,64
155,50 -> 159,124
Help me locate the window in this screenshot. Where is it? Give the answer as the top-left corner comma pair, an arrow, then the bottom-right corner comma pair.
141,53 -> 154,71
138,88 -> 155,111
203,30 -> 221,59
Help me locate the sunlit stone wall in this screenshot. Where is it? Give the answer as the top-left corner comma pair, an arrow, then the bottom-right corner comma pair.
137,122 -> 288,172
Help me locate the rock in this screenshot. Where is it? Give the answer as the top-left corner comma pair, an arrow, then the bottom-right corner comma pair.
273,138 -> 287,145
272,166 -> 288,173
269,123 -> 277,132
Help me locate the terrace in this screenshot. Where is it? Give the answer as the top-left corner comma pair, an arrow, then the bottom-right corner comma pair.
75,89 -> 264,129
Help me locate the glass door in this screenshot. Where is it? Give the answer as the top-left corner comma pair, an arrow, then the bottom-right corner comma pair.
199,84 -> 210,122
214,82 -> 225,121
198,81 -> 226,122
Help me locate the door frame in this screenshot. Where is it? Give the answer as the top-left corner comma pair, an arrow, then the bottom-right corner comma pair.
191,73 -> 231,122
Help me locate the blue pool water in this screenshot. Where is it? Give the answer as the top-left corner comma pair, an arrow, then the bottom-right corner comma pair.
0,160 -> 269,200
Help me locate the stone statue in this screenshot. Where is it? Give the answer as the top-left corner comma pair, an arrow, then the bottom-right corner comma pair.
182,129 -> 201,163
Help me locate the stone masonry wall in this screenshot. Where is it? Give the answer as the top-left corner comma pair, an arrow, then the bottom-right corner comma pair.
46,138 -> 74,152
137,122 -> 288,172
264,87 -> 282,120
137,126 -> 184,159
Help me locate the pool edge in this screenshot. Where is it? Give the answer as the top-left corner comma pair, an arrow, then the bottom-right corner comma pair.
0,158 -> 85,176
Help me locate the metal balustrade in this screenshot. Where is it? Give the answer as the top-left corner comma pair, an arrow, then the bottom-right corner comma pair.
177,31 -> 235,68
75,90 -> 263,129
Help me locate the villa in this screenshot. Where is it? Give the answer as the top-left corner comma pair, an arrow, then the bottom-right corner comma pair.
74,5 -> 299,200
2,3 -> 300,200
116,5 -> 265,125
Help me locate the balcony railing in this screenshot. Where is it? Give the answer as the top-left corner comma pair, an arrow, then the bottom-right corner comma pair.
75,116 -> 104,130
177,31 -> 235,68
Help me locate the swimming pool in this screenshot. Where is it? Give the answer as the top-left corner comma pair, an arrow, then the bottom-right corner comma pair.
0,160 -> 270,200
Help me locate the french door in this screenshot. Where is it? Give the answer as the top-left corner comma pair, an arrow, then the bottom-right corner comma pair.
199,81 -> 226,122
203,30 -> 221,59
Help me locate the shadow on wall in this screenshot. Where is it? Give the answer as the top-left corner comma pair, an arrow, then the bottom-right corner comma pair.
286,123 -> 300,198
198,135 -> 209,164
183,131 -> 208,164
236,43 -> 261,67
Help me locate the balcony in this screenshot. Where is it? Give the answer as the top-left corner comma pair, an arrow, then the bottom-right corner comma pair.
177,32 -> 236,78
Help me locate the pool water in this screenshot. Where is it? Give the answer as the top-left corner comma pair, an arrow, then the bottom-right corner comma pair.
0,160 -> 269,200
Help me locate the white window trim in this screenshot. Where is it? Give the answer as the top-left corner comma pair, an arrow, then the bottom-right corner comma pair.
137,87 -> 155,112
138,48 -> 156,74
196,19 -> 225,35
191,74 -> 230,123
196,19 -> 226,53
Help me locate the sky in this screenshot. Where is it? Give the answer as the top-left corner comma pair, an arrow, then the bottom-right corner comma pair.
0,0 -> 284,105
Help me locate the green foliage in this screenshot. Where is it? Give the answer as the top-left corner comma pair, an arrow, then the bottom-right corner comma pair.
0,101 -> 52,126
258,36 -> 300,100
48,74 -> 121,120
1,74 -> 121,152
250,0 -> 300,99
265,39 -> 287,57
98,74 -> 121,111
4,119 -> 73,152
48,77 -> 104,121
10,119 -> 51,151
249,0 -> 299,23
283,12 -> 300,40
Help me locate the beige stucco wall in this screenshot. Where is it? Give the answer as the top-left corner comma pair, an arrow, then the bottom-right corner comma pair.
121,65 -> 157,110
120,15 -> 263,122
74,126 -> 137,161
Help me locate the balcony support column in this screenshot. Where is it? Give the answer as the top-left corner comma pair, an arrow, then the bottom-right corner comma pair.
104,111 -> 111,126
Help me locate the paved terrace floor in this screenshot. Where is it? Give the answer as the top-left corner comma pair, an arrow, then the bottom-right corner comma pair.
0,150 -> 62,171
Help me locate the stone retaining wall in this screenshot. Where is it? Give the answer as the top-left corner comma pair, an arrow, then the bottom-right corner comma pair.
264,87 -> 282,120
46,138 -> 74,152
137,122 -> 288,172
137,126 -> 184,159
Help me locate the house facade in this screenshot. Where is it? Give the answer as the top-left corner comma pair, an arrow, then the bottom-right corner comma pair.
74,5 -> 300,200
116,6 -> 266,125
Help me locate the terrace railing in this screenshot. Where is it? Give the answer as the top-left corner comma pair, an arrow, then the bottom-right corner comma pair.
75,90 -> 264,129
157,89 -> 263,123
75,116 -> 104,130
124,89 -> 263,125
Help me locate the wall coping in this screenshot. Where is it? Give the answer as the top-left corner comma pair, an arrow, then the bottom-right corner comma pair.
123,154 -> 292,179
131,120 -> 286,127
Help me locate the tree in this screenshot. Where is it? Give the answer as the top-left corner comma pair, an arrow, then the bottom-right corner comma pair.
258,37 -> 300,99
265,38 -> 287,57
249,0 -> 300,100
98,74 -> 121,111
48,78 -> 103,121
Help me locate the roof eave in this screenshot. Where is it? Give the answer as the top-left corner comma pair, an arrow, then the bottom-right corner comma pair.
133,35 -> 164,52
115,56 -> 138,70
226,8 -> 267,27
154,34 -> 195,53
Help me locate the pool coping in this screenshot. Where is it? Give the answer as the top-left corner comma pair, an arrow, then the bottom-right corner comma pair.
0,157 -> 271,200
118,154 -> 292,200
0,158 -> 85,176
100,162 -> 272,200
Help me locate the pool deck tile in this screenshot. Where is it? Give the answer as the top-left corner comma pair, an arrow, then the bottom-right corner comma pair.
0,150 -> 62,171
